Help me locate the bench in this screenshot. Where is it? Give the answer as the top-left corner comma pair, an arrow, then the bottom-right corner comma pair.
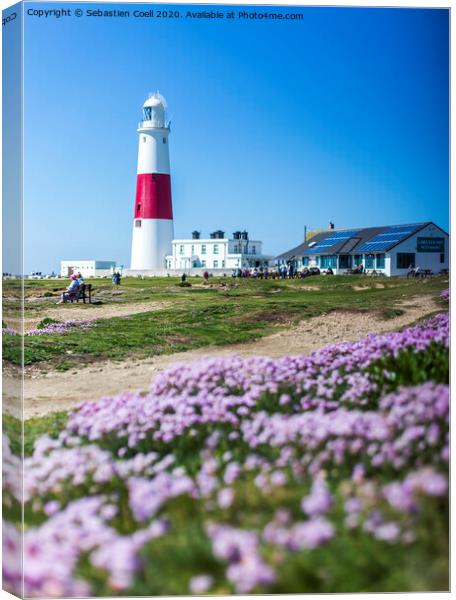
63,283 -> 93,304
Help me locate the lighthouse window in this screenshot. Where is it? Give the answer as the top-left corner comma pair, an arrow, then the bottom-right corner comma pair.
143,136 -> 146,143
163,137 -> 166,144
143,107 -> 152,120
135,220 -> 142,228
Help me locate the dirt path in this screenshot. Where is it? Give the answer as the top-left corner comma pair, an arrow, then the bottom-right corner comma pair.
7,300 -> 172,333
4,295 -> 438,419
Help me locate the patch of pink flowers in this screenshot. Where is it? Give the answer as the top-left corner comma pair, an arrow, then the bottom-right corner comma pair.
27,319 -> 95,336
2,313 -> 449,596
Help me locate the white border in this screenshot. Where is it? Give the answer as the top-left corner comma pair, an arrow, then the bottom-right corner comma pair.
0,1 -> 452,600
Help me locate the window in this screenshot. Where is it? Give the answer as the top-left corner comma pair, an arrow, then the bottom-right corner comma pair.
396,253 -> 415,269
234,244 -> 239,253
191,245 -> 195,255
376,254 -> 385,269
365,254 -> 375,269
213,260 -> 219,268
201,245 -> 207,254
179,245 -> 185,255
222,260 -> 225,268
440,253 -> 445,264
338,255 -> 352,269
302,256 -> 309,266
135,220 -> 142,228
214,244 -> 219,254
163,137 -> 166,144
320,255 -> 337,268
201,260 -> 206,267
137,204 -> 141,212
142,136 -> 146,143
143,107 -> 152,120
252,245 -> 256,255
353,254 -> 362,265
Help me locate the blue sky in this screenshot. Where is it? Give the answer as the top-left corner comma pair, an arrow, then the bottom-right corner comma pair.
21,3 -> 449,273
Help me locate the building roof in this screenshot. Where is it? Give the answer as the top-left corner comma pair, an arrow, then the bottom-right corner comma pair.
276,222 -> 447,259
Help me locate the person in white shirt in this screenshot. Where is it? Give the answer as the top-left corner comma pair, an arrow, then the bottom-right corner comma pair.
57,274 -> 80,304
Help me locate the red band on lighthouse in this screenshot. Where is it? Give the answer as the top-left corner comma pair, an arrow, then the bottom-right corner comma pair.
134,173 -> 173,220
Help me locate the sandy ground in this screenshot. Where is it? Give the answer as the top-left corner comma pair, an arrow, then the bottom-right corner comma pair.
7,300 -> 172,333
2,294 -> 438,419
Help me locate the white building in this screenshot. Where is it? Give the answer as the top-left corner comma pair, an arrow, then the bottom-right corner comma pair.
166,230 -> 274,274
277,222 -> 449,277
60,260 -> 117,278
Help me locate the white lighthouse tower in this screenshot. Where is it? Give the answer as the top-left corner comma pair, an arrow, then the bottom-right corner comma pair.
130,92 -> 174,271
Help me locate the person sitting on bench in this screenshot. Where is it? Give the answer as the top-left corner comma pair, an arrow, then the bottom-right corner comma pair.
57,274 -> 80,304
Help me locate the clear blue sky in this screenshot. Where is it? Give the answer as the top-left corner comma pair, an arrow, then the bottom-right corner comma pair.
21,3 -> 449,273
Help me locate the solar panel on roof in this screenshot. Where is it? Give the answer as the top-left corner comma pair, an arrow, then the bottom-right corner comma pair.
376,232 -> 410,238
304,231 -> 362,254
356,224 -> 420,253
357,241 -> 395,252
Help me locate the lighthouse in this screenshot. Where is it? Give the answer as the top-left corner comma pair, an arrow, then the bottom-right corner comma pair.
130,92 -> 174,270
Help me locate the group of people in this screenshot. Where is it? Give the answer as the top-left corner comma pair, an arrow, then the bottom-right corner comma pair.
231,266 -> 276,279
230,265 -> 324,280
57,272 -> 85,304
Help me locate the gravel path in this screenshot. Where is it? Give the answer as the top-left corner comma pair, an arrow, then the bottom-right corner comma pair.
3,295 -> 438,419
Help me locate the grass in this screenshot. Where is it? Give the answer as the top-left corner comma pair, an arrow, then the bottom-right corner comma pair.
2,275 -> 448,370
3,412 -> 68,456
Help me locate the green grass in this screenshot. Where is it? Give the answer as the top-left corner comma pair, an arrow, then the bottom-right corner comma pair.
3,412 -> 68,455
2,275 -> 448,369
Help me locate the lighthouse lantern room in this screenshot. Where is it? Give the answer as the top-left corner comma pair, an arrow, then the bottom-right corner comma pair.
130,92 -> 174,270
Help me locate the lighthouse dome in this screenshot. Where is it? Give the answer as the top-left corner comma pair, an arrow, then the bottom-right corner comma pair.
144,91 -> 167,109
142,92 -> 167,128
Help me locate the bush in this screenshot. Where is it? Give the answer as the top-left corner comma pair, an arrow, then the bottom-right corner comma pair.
37,317 -> 60,329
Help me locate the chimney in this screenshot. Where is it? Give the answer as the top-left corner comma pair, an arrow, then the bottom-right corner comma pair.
192,230 -> 201,239
329,221 -> 335,230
